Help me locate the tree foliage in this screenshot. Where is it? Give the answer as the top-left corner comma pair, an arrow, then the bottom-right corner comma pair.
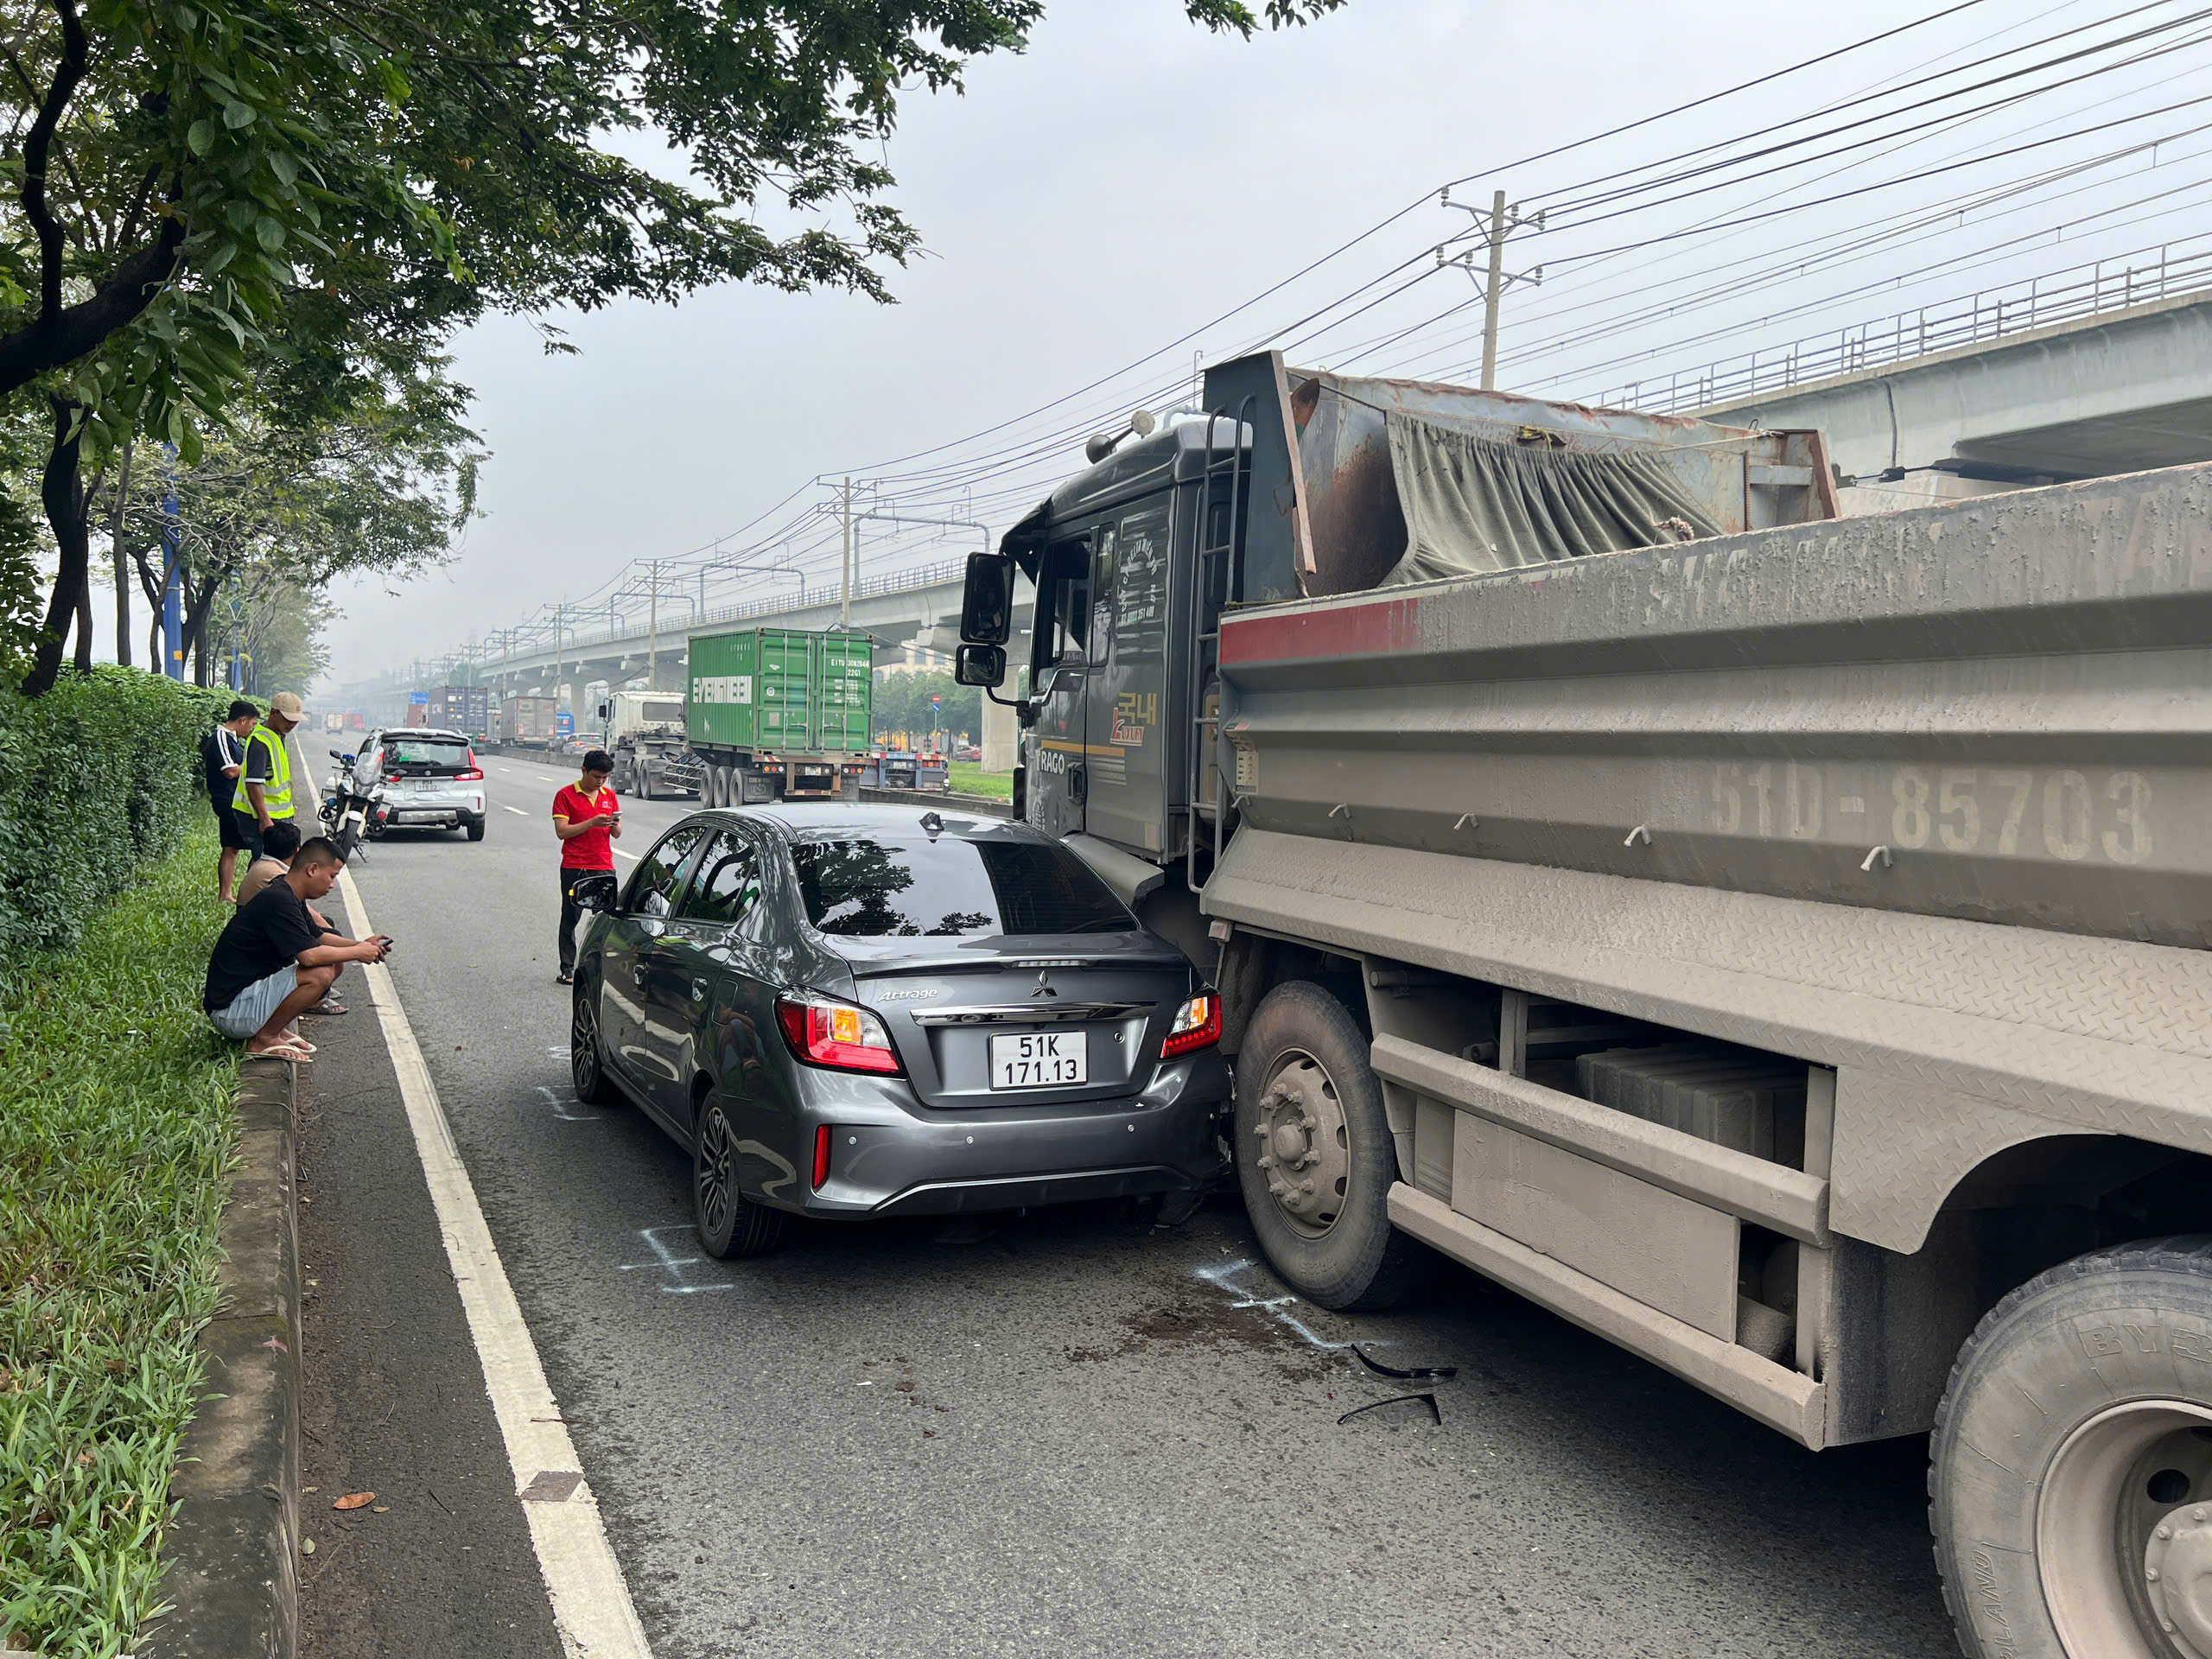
0,0 -> 1348,686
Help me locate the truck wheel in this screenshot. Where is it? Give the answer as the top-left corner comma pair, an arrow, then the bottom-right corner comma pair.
710,766 -> 730,808
1235,980 -> 1428,1312
1933,1236 -> 2212,1659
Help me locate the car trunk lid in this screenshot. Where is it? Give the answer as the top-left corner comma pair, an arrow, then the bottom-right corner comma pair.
840,940 -> 1191,1109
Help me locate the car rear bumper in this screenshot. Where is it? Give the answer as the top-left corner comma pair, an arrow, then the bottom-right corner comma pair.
777,1051 -> 1230,1218
386,788 -> 484,825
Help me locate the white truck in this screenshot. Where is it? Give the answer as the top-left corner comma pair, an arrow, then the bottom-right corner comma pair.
954,349 -> 2212,1659
597,690 -> 702,799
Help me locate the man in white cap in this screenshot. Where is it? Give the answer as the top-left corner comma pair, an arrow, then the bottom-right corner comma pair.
233,690 -> 305,862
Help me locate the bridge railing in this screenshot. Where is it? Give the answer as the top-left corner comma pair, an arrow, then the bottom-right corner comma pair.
1590,239 -> 2212,416
503,557 -> 971,663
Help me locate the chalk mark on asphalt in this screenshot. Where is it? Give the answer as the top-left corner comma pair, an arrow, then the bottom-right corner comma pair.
616,1225 -> 736,1294
502,804 -> 529,816
1194,1259 -> 1364,1353
537,1083 -> 607,1123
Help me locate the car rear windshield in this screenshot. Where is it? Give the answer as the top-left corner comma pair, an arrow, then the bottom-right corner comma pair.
788,834 -> 1132,938
383,736 -> 472,772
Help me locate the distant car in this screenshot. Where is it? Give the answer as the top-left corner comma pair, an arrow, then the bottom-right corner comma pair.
953,744 -> 981,763
568,804 -> 1228,1258
351,727 -> 486,840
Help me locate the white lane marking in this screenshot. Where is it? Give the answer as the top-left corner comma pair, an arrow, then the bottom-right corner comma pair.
502,804 -> 530,816
613,849 -> 639,862
305,762 -> 653,1659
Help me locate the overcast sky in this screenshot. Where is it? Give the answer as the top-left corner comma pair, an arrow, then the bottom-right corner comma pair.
322,0 -> 2212,687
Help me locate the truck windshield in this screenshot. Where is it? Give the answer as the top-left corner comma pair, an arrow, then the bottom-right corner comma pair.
788,834 -> 1131,938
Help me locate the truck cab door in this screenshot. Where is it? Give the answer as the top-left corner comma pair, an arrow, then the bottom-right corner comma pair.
1080,501 -> 1171,856
1027,538 -> 1090,839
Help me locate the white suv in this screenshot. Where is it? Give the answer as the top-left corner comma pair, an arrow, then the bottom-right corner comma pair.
356,727 -> 487,840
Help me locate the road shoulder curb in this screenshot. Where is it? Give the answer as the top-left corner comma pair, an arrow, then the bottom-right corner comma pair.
143,1061 -> 301,1659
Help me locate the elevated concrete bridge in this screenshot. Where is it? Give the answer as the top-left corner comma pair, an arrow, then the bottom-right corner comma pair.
483,558 -> 1035,702
1688,289 -> 2212,515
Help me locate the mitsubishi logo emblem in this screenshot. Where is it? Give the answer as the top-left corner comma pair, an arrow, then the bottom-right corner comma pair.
1032,971 -> 1058,999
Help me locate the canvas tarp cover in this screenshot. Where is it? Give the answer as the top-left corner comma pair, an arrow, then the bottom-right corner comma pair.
1380,410 -> 1723,587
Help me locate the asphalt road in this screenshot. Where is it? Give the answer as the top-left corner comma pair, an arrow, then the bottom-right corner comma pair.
304,750 -> 1961,1659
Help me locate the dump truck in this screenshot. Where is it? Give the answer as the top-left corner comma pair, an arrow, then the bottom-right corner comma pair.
598,690 -> 702,799
952,348 -> 2212,1659
499,694 -> 559,747
686,626 -> 871,804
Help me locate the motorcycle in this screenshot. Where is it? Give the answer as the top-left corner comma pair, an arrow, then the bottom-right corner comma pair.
321,748 -> 390,861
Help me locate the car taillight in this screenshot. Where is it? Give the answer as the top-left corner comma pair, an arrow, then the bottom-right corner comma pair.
775,993 -> 902,1075
812,1124 -> 832,1190
384,772 -> 403,784
1161,993 -> 1221,1058
459,750 -> 483,780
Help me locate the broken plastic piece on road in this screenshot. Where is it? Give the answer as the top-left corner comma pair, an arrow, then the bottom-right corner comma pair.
1338,1392 -> 1442,1427
1351,1342 -> 1458,1381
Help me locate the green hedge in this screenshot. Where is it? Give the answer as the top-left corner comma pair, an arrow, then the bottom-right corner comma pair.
0,670 -> 231,973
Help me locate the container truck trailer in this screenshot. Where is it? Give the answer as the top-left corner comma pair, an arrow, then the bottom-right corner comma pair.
426,683 -> 491,739
499,694 -> 559,747
686,627 -> 870,804
953,348 -> 2212,1659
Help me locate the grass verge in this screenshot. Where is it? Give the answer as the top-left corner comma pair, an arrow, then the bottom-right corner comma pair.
0,820 -> 239,1658
945,760 -> 1014,801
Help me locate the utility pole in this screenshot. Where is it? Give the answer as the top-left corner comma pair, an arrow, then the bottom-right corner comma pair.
647,560 -> 659,693
840,477 -> 855,631
1440,187 -> 1544,391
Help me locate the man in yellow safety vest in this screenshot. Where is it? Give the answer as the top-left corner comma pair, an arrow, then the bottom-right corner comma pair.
232,690 -> 304,861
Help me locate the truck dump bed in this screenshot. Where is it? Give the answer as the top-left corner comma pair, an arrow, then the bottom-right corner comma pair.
1214,460 -> 2212,947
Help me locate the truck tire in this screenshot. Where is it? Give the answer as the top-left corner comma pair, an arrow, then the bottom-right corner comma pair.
1932,1236 -> 2212,1659
1234,980 -> 1428,1313
710,766 -> 730,808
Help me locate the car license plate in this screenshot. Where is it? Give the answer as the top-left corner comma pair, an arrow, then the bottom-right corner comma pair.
989,1031 -> 1086,1090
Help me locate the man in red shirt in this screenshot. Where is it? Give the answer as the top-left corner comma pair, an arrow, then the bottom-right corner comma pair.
552,748 -> 622,985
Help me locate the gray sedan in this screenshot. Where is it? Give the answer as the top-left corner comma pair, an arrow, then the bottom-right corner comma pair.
568,804 -> 1230,1258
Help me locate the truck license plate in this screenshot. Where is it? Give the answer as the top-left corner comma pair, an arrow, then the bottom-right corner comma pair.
989,1032 -> 1086,1090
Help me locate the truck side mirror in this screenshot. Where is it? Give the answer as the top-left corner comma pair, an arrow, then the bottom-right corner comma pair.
959,551 -> 1015,646
597,702 -> 608,721
954,644 -> 1006,688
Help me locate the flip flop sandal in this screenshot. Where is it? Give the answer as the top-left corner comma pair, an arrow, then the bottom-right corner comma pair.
247,1045 -> 313,1064
306,997 -> 347,1016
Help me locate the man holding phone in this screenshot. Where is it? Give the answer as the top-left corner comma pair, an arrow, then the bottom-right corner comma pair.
552,748 -> 622,985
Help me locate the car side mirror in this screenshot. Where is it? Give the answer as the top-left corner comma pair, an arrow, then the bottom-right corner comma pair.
954,644 -> 1006,688
571,872 -> 619,915
959,550 -> 1015,646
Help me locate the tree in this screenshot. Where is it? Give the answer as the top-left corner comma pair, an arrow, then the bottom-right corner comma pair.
0,0 -> 1347,688
111,353 -> 480,684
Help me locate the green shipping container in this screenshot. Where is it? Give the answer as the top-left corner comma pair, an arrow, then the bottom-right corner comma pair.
815,633 -> 873,753
687,627 -> 873,753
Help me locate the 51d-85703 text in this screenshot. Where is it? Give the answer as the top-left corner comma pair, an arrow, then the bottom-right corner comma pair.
1708,763 -> 2153,866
